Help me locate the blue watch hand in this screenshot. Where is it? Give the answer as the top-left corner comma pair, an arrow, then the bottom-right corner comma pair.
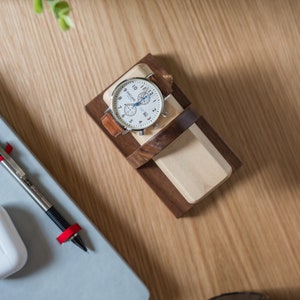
133,93 -> 150,107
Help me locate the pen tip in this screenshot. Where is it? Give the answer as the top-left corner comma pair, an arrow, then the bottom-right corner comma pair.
72,236 -> 88,252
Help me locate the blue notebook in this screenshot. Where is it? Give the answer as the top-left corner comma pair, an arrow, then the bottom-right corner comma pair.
0,117 -> 149,300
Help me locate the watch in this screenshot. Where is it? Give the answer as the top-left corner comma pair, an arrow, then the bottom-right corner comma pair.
101,73 -> 172,137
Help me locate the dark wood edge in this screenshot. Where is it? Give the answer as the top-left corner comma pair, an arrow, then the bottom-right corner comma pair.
127,108 -> 200,169
137,160 -> 193,217
196,117 -> 242,171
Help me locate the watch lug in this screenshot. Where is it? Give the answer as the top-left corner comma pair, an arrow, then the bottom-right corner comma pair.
145,73 -> 154,79
164,94 -> 171,101
122,129 -> 130,135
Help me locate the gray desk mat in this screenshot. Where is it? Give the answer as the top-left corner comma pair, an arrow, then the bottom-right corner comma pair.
0,117 -> 149,300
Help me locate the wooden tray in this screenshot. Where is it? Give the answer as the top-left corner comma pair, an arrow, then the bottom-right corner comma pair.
85,54 -> 241,217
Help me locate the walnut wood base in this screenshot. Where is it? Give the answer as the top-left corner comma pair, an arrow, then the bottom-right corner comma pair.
85,54 -> 241,217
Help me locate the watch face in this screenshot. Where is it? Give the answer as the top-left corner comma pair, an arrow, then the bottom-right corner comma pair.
111,77 -> 164,130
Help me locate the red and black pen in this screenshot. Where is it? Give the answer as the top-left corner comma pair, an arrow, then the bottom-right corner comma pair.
0,144 -> 87,252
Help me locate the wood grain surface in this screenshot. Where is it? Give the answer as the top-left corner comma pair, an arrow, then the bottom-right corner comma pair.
1,1 -> 300,299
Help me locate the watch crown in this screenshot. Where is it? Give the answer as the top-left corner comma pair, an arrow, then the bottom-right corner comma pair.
161,111 -> 168,118
138,129 -> 144,136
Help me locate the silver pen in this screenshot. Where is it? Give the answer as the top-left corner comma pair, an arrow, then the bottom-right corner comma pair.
0,145 -> 87,252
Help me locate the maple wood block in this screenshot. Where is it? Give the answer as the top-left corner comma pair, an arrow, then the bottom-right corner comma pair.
85,54 -> 241,217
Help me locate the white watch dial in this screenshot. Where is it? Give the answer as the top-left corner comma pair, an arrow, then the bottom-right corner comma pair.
111,78 -> 164,130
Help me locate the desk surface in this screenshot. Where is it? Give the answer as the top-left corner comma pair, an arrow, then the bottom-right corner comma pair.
1,1 -> 300,299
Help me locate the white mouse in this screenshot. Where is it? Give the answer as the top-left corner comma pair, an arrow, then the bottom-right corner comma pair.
0,206 -> 28,279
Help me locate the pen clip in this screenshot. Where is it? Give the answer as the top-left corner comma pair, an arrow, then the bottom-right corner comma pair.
0,145 -> 26,177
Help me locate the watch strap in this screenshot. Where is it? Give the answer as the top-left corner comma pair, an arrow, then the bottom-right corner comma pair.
149,73 -> 173,97
101,111 -> 124,137
126,108 -> 199,168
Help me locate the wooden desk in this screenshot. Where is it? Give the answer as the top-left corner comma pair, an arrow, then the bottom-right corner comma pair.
1,1 -> 300,299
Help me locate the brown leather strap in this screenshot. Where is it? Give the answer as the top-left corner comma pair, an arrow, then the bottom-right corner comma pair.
101,111 -> 124,137
149,73 -> 173,97
127,108 -> 199,168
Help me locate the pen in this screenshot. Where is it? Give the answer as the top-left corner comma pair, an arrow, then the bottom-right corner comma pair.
0,145 -> 87,252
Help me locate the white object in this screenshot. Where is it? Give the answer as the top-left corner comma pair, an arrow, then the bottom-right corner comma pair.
0,206 -> 28,279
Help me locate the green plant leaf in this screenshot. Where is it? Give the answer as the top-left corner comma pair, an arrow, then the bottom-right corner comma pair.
50,1 -> 70,18
33,0 -> 44,14
34,0 -> 74,32
58,7 -> 70,17
62,15 -> 74,28
58,15 -> 73,31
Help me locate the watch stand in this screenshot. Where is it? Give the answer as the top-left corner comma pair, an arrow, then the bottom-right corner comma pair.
85,54 -> 241,217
